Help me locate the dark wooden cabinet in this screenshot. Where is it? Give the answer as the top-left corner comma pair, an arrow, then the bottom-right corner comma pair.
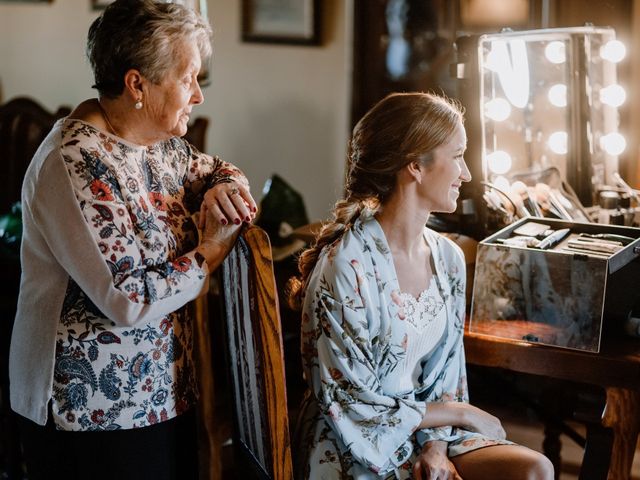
352,0 -> 632,127
351,0 -> 635,239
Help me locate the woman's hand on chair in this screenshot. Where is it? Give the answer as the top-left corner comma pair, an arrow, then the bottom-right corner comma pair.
196,206 -> 243,269
199,181 -> 256,229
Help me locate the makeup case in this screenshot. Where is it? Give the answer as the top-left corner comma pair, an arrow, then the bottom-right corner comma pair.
469,217 -> 640,352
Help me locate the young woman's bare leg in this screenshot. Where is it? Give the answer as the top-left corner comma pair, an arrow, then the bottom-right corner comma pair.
450,444 -> 554,480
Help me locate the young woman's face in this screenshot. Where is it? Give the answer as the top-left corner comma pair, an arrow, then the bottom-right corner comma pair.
419,121 -> 471,213
144,40 -> 204,140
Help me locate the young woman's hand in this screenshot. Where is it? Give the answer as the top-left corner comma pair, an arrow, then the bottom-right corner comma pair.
418,402 -> 506,441
462,404 -> 506,440
412,441 -> 462,480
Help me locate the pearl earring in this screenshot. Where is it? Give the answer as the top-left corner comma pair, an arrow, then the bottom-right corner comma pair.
135,100 -> 143,110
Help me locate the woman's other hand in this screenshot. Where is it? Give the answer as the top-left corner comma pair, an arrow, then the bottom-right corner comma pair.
199,180 -> 257,229
413,441 -> 462,480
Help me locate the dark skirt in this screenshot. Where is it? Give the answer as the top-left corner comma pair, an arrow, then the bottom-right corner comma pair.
16,408 -> 198,480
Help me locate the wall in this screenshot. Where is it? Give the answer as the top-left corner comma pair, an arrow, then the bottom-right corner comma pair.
0,0 -> 353,221
0,2 -> 96,106
207,0 -> 352,220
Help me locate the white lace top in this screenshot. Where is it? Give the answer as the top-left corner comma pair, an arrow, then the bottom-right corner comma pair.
393,279 -> 447,394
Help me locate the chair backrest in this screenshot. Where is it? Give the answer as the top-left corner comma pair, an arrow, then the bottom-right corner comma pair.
0,96 -> 71,214
219,225 -> 293,480
183,116 -> 209,153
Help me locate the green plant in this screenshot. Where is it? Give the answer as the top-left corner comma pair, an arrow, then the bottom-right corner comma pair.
0,202 -> 23,260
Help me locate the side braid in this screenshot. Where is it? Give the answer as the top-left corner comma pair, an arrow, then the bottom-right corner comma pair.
287,197 -> 379,311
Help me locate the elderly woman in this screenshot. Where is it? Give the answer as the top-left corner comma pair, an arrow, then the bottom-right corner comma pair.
9,1 -> 255,479
289,93 -> 554,480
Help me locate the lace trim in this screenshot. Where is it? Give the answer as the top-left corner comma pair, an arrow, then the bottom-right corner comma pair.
399,285 -> 445,332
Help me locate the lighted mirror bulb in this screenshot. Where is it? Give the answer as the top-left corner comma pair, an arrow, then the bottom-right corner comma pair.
600,40 -> 626,63
600,133 -> 626,155
548,131 -> 568,154
484,98 -> 511,121
545,41 -> 566,64
547,84 -> 567,107
600,84 -> 626,107
486,151 -> 512,175
493,175 -> 511,193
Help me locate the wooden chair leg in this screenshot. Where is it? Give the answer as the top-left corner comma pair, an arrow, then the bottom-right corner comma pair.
542,421 -> 562,480
193,293 -> 222,480
579,424 -> 613,480
573,389 -> 612,480
602,388 -> 640,480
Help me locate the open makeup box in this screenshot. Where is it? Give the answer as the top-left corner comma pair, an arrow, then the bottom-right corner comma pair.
470,217 -> 640,352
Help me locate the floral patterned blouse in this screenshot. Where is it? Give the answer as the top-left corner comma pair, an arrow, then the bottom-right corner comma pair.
298,214 -> 512,479
10,118 -> 246,430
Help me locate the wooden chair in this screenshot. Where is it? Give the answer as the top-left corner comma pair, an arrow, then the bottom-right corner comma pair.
0,96 -> 71,213
217,225 -> 294,480
184,116 -> 209,153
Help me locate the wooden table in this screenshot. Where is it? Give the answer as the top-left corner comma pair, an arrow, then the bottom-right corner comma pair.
464,325 -> 640,480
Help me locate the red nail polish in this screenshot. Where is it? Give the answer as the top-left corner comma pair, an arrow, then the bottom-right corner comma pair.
234,218 -> 241,225
245,216 -> 251,222
220,218 -> 227,225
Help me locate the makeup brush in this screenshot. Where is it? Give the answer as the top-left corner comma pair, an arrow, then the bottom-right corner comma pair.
506,189 -> 530,219
534,183 -> 572,220
511,181 -> 543,217
536,228 -> 570,249
532,183 -> 561,218
613,172 -> 640,204
481,181 -> 519,217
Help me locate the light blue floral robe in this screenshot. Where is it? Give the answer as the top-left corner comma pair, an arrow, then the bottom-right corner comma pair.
298,214 -> 511,479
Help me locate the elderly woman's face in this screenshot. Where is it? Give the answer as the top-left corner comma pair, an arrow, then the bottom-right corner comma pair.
144,39 -> 204,140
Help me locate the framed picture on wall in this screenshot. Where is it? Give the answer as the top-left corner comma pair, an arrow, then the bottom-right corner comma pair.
242,0 -> 321,46
91,0 -> 112,9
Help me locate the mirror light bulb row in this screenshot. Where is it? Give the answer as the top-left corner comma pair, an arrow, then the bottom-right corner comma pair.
482,82 -> 625,115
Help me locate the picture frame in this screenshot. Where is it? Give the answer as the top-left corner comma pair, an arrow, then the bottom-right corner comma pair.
242,0 -> 321,46
91,0 -> 112,9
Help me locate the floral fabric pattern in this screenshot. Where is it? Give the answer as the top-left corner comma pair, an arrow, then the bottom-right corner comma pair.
299,215 -> 513,479
48,119 -> 242,430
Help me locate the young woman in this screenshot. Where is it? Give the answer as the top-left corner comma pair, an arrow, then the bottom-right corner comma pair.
289,92 -> 554,479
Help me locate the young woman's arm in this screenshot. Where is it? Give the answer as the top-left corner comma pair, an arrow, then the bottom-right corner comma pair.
418,401 -> 506,440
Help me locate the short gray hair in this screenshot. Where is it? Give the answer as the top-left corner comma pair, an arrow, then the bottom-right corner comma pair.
87,0 -> 212,98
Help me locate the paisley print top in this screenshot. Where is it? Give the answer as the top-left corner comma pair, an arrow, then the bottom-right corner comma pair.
10,118 -> 247,430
